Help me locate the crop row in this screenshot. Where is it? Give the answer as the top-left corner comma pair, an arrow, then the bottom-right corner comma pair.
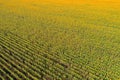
0,31 -> 102,79
0,32 -> 84,79
0,31 -> 118,79
1,31 -> 103,79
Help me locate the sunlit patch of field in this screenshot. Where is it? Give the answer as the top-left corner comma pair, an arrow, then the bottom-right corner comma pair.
1,0 -> 120,6
0,0 -> 120,80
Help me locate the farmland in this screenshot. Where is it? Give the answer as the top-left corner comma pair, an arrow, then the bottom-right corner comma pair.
0,0 -> 120,80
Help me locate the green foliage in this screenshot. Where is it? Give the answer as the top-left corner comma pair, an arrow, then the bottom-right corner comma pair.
0,1 -> 120,80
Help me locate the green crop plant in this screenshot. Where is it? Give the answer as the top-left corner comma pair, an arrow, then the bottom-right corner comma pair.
0,0 -> 120,80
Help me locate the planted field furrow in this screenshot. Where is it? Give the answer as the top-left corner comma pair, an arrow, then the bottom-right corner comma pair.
2,39 -> 83,79
0,34 -> 75,79
0,31 -> 102,79
0,38 -> 65,79
1,0 -> 120,80
2,31 -> 92,77
0,65 -> 13,80
0,51 -> 39,80
0,43 -> 58,80
1,31 -> 70,70
0,33 -> 82,70
1,45 -> 62,80
0,56 -> 21,80
0,49 -> 42,80
13,33 -> 120,79
0,32 -> 84,79
8,32 -> 119,79
0,31 -> 93,79
0,30 -> 119,79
